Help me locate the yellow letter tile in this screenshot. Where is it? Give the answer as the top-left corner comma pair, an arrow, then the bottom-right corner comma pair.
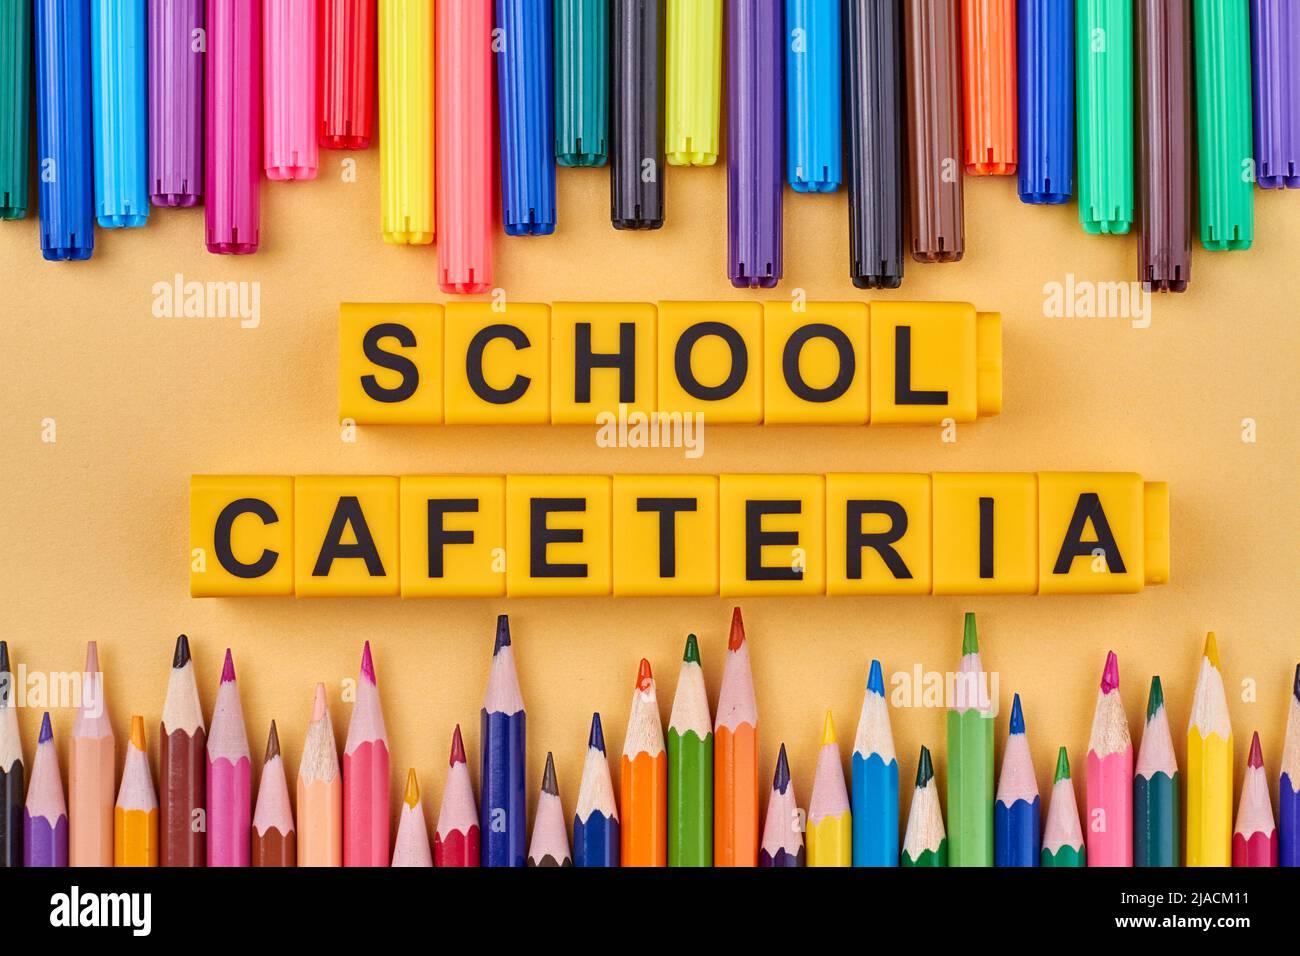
190,476 -> 295,597
826,473 -> 932,595
400,476 -> 506,597
506,475 -> 612,596
719,474 -> 825,596
1037,472 -> 1148,595
932,473 -> 1037,594
294,476 -> 400,597
612,475 -> 719,596
444,302 -> 550,424
551,302 -> 656,424
339,303 -> 444,425
657,301 -> 764,423
763,302 -> 869,424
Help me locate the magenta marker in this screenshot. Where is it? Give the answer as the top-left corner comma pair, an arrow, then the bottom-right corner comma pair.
205,0 -> 262,253
264,0 -> 318,180
149,0 -> 204,206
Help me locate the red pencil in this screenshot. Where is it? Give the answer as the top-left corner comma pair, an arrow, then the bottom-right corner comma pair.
434,725 -> 480,867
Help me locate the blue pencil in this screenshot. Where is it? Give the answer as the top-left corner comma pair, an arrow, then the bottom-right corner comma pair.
994,693 -> 1040,866
90,0 -> 149,228
34,0 -> 95,260
1281,664 -> 1300,867
481,614 -> 527,867
785,0 -> 840,192
573,712 -> 620,866
851,659 -> 899,866
495,0 -> 556,235
1016,0 -> 1074,204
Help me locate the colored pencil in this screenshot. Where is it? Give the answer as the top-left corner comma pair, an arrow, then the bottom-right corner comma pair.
1134,675 -> 1180,866
611,0 -> 666,229
946,612 -> 993,866
807,711 -> 851,866
1086,650 -> 1133,866
758,743 -> 803,866
726,0 -> 784,289
378,0 -> 433,244
148,0 -> 203,207
1041,747 -> 1085,866
1135,0 -> 1192,293
0,0 -> 30,220
252,721 -> 295,867
715,606 -> 759,866
961,0 -> 1017,174
391,769 -> 432,867
160,634 -> 206,867
665,0 -> 721,165
1280,664 -> 1300,867
263,0 -> 318,180
24,714 -> 67,867
1187,632 -> 1233,866
1251,0 -> 1300,188
843,0 -> 904,288
667,634 -> 711,866
555,0 -> 609,166
207,648 -> 251,867
91,0 -> 149,227
436,0 -> 494,293
785,0 -> 841,192
343,640 -> 389,866
496,0 -> 557,235
481,614 -> 527,867
1192,0 -> 1254,250
901,745 -> 946,866
1016,0 -> 1073,204
1076,0 -> 1134,234
319,0 -> 375,149
70,641 -> 114,867
994,693 -> 1039,867
114,716 -> 158,866
621,658 -> 667,866
205,0 -> 262,254
904,0 -> 964,263
34,0 -> 95,260
574,713 -> 620,866
297,682 -> 342,867
528,752 -> 573,866
852,658 -> 899,866
1233,731 -> 1278,866
0,642 -> 21,867
435,724 -> 481,867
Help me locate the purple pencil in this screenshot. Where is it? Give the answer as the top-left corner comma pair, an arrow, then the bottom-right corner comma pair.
1250,0 -> 1300,188
149,0 -> 204,206
205,0 -> 262,253
726,0 -> 784,289
24,713 -> 68,867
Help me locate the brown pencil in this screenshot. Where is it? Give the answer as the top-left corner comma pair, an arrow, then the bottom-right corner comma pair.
252,721 -> 295,867
160,635 -> 206,867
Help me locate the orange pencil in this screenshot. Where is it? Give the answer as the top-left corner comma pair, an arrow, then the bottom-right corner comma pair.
296,683 -> 342,866
113,716 -> 158,866
715,607 -> 759,866
620,658 -> 667,866
961,0 -> 1017,175
70,641 -> 114,866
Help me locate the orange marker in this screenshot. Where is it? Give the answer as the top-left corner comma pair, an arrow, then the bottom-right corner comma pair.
961,0 -> 1017,175
620,658 -> 667,866
715,607 -> 759,866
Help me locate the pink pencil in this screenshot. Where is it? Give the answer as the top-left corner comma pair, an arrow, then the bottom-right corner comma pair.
70,641 -> 114,866
343,641 -> 390,866
1086,650 -> 1133,866
1233,732 -> 1278,866
207,648 -> 251,866
263,0 -> 318,179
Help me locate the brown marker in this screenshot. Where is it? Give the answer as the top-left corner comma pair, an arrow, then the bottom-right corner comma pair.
252,721 -> 296,867
904,0 -> 964,263
160,635 -> 206,866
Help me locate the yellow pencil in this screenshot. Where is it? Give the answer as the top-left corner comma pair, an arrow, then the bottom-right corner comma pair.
806,710 -> 852,866
1187,632 -> 1233,866
113,716 -> 158,867
378,0 -> 435,244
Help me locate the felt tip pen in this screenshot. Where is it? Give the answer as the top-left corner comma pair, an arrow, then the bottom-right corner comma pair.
148,0 -> 204,207
205,0 -> 263,255
496,0 -> 557,236
264,0 -> 319,180
319,0 -> 376,149
91,0 -> 150,228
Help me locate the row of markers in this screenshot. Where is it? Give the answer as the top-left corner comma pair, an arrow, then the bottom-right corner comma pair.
2,2 -> 1296,291
1,611 -> 1298,867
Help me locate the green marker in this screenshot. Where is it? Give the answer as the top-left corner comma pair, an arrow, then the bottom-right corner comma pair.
1041,747 -> 1086,866
1192,0 -> 1254,250
1076,0 -> 1134,234
901,746 -> 947,867
555,0 -> 609,166
665,0 -> 722,166
946,612 -> 994,866
0,0 -> 31,220
667,634 -> 712,866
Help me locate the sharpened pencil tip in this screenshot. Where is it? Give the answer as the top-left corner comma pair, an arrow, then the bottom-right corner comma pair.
588,712 -> 605,752
1101,650 -> 1120,694
1009,693 -> 1025,734
404,768 -> 419,806
360,641 -> 376,683
0,640 -> 9,674
915,745 -> 934,787
774,742 -> 791,793
542,752 -> 558,795
221,648 -> 236,683
867,658 -> 885,696
311,682 -> 327,721
821,709 -> 836,745
728,606 -> 746,650
1146,676 -> 1165,720
1248,731 -> 1263,769
39,711 -> 52,743
636,657 -> 653,691
494,614 -> 511,653
129,715 -> 145,750
265,720 -> 280,761
683,633 -> 700,664
450,724 -> 466,765
85,640 -> 99,673
961,612 -> 979,654
172,634 -> 190,669
1054,746 -> 1071,782
1203,631 -> 1220,669
1292,663 -> 1299,703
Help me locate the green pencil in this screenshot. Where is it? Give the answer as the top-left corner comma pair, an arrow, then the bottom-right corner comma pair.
1041,747 -> 1086,866
667,634 -> 712,865
946,612 -> 994,866
1134,676 -> 1180,866
1076,0 -> 1134,234
1192,0 -> 1254,250
901,746 -> 947,867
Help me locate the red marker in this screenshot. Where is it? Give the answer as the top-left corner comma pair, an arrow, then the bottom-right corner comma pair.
319,0 -> 375,149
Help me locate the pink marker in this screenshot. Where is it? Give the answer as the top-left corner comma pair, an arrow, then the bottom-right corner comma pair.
207,648 -> 252,866
1086,650 -> 1133,866
206,0 -> 262,253
343,641 -> 390,866
263,0 -> 318,180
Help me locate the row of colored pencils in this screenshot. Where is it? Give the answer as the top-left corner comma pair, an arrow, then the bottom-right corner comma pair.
1,617 -> 1297,867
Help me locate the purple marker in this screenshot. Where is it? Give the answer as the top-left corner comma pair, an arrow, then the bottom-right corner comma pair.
1250,0 -> 1299,188
149,0 -> 204,206
727,0 -> 784,289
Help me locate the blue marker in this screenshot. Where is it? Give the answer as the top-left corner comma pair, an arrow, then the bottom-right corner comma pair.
91,0 -> 149,228
786,0 -> 840,192
34,0 -> 95,260
994,693 -> 1041,866
1017,0 -> 1074,204
495,0 -> 556,235
851,659 -> 900,866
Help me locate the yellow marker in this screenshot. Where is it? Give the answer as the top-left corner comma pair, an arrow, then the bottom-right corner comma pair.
379,0 -> 434,243
113,716 -> 159,867
806,711 -> 852,866
666,0 -> 723,165
1187,632 -> 1233,866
